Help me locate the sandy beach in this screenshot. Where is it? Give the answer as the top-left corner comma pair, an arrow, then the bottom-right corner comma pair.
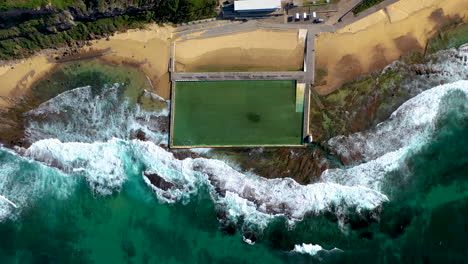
314,0 -> 468,95
82,24 -> 174,99
1,0 -> 467,104
0,54 -> 57,107
0,24 -> 174,107
174,29 -> 305,72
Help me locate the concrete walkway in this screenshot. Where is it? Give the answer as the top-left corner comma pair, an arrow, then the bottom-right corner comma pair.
172,71 -> 305,82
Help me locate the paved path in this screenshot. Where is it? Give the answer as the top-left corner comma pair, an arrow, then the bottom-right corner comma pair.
304,33 -> 315,85
175,20 -> 336,40
324,0 -> 363,25
333,0 -> 400,28
172,71 -> 305,82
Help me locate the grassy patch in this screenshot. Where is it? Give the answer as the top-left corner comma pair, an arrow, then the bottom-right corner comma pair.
427,22 -> 468,54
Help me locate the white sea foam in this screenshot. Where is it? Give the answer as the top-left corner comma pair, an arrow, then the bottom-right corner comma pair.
17,138 -> 387,228
4,57 -> 466,230
242,236 -> 255,245
14,81 -> 468,227
25,84 -> 169,144
292,243 -> 343,256
0,145 -> 78,221
323,80 -> 468,192
293,243 -> 324,256
23,138 -> 129,195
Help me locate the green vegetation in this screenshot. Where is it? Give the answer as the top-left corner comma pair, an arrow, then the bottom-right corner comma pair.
353,0 -> 385,14
0,12 -> 153,59
427,22 -> 468,54
0,0 -> 156,11
172,80 -> 304,147
0,0 -> 217,60
309,68 -> 407,140
0,0 -> 81,10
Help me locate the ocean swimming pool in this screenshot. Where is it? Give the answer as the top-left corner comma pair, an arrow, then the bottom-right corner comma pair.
171,80 -> 304,147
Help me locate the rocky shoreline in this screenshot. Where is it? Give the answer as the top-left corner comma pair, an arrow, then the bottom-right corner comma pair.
0,22 -> 467,185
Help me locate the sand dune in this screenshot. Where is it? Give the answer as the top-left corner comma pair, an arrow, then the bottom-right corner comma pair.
315,0 -> 468,95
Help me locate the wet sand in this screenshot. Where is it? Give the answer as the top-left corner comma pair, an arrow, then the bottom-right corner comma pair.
0,54 -> 56,107
315,0 -> 468,95
175,29 -> 305,72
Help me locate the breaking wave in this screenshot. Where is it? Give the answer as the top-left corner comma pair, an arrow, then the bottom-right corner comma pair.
0,146 -> 79,221
293,243 -> 324,256
24,84 -> 169,144
1,75 -> 467,236
12,138 -> 387,228
323,80 -> 468,193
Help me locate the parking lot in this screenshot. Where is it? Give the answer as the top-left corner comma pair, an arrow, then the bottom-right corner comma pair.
286,5 -> 337,24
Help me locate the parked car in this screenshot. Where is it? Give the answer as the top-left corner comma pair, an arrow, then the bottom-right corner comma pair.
313,18 -> 325,23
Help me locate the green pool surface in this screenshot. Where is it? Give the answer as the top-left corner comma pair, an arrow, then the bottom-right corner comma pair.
171,80 -> 304,147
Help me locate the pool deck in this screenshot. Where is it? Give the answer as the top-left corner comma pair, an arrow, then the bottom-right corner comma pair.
169,30 -> 315,148
172,71 -> 306,82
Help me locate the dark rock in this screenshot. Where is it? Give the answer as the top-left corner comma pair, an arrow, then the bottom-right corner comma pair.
143,171 -> 174,191
136,130 -> 146,141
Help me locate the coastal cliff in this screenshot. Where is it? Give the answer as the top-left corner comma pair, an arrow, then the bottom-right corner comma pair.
0,0 -> 216,59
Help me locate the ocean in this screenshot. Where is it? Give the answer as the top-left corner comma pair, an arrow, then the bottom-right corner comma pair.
0,57 -> 467,263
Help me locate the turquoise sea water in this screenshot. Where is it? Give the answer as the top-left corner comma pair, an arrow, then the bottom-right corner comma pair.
0,61 -> 467,263
0,148 -> 287,264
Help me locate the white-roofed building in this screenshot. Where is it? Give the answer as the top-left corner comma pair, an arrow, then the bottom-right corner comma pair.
234,0 -> 281,12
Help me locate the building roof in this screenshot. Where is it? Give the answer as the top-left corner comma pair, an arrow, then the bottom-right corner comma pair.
234,0 -> 281,11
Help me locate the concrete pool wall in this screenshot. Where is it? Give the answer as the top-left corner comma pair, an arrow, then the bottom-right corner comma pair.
170,80 -> 306,148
